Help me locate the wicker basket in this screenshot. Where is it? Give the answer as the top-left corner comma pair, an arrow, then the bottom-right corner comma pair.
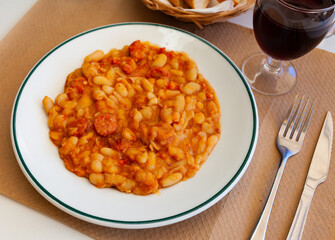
141,0 -> 255,28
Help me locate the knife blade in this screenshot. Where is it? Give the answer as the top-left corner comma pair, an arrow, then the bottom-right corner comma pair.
287,111 -> 333,240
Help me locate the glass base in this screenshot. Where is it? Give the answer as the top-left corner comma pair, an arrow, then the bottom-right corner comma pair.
242,52 -> 297,96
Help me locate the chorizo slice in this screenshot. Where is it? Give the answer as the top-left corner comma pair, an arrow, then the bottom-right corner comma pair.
94,113 -> 118,136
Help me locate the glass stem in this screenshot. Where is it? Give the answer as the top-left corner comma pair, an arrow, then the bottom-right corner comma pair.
264,57 -> 282,75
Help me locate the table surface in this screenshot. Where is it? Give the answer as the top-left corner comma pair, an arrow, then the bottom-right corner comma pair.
0,1 -> 334,239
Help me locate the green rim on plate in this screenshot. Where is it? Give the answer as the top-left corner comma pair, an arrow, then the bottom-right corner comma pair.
11,22 -> 258,226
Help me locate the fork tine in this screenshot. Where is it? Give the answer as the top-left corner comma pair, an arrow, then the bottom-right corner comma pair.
280,94 -> 300,136
292,97 -> 310,140
297,99 -> 316,142
285,95 -> 304,137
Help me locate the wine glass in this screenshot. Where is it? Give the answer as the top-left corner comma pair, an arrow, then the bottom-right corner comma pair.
242,0 -> 335,96
325,23 -> 335,37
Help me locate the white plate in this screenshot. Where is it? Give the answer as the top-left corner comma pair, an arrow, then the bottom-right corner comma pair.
11,23 -> 258,229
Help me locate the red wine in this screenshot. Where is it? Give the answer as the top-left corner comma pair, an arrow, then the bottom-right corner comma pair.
285,0 -> 333,9
253,0 -> 335,61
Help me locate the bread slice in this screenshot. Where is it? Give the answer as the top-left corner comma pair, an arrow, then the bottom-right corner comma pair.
184,0 -> 210,8
217,0 -> 240,6
168,0 -> 184,7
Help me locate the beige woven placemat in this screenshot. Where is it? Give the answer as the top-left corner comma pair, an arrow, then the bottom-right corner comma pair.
0,0 -> 334,239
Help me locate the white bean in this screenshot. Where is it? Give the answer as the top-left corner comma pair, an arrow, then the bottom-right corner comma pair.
161,173 -> 183,187
115,83 -> 128,97
182,82 -> 201,95
174,94 -> 185,112
141,78 -> 154,92
42,96 -> 54,114
185,68 -> 198,81
102,85 -> 114,95
100,147 -> 121,159
151,54 -> 167,68
93,76 -> 112,86
84,50 -> 104,62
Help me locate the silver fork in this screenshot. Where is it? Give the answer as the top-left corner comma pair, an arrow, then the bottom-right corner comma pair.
250,95 -> 315,240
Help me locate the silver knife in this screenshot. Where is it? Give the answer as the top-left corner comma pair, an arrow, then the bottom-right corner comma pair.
287,111 -> 333,240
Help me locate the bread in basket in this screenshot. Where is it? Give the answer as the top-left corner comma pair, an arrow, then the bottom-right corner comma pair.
141,0 -> 255,28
